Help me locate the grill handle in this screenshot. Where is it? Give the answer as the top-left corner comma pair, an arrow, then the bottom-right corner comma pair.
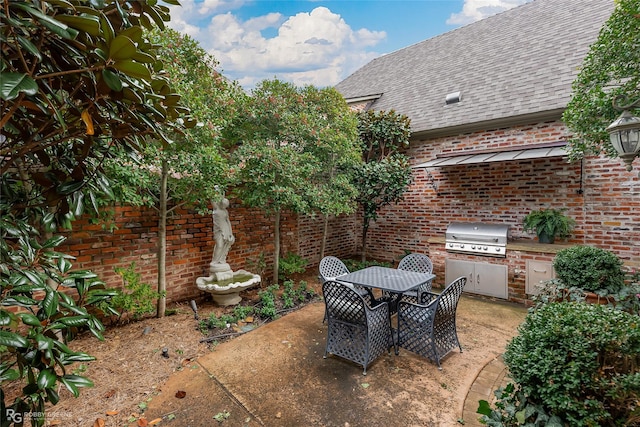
450,234 -> 500,243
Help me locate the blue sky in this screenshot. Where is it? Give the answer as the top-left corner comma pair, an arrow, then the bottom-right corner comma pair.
167,0 -> 533,89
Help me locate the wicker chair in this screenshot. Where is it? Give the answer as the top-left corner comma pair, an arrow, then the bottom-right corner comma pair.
319,256 -> 376,304
381,253 -> 434,311
323,280 -> 392,375
396,276 -> 467,369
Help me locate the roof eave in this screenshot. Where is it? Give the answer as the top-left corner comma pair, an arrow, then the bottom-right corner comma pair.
410,109 -> 566,140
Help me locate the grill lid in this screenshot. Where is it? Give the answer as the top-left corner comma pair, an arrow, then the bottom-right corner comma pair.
445,222 -> 511,257
446,222 -> 510,244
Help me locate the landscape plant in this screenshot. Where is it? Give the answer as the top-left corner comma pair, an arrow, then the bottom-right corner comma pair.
278,252 -> 309,282
106,263 -> 164,323
522,208 -> 575,243
563,0 -> 640,161
224,80 -> 360,283
353,110 -> 413,261
479,302 -> 640,426
105,29 -> 243,317
1,0 -> 190,420
553,245 -> 625,294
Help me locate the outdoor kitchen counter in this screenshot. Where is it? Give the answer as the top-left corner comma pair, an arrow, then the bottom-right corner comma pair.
427,237 -> 573,254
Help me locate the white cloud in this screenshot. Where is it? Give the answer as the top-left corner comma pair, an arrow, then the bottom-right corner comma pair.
447,0 -> 533,26
168,4 -> 385,89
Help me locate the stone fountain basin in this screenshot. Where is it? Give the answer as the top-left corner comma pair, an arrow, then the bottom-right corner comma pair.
196,270 -> 261,306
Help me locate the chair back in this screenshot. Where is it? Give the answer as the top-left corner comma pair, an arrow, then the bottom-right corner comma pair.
319,256 -> 350,283
398,253 -> 433,274
322,280 -> 366,325
434,276 -> 466,320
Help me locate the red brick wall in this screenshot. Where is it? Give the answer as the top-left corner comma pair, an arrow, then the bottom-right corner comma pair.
60,201 -> 299,304
60,119 -> 639,306
360,119 -> 640,300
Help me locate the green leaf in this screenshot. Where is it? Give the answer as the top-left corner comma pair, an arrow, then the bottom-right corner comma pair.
37,369 -> 57,390
55,14 -> 101,36
57,180 -> 84,195
60,374 -> 94,397
109,35 -> 137,60
0,331 -> 29,348
0,72 -> 38,101
55,315 -> 90,327
476,400 -> 493,416
17,35 -> 42,60
112,60 -> 152,81
0,368 -> 21,382
119,26 -> 143,43
18,313 -> 42,327
2,295 -> 38,307
0,310 -> 17,326
42,235 -> 66,249
102,69 -> 123,91
42,290 -> 59,318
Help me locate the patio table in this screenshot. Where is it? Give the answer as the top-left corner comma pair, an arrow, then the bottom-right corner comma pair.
337,266 -> 436,353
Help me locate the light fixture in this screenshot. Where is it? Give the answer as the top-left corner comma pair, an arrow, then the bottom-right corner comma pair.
606,95 -> 640,171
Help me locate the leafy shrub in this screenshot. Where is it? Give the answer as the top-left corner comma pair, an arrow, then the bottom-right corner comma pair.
258,284 -> 279,320
278,252 -> 308,281
488,302 -> 640,426
553,245 -> 625,294
107,263 -> 163,323
1,217 -> 116,426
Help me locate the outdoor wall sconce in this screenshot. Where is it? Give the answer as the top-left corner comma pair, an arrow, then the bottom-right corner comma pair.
606,94 -> 640,171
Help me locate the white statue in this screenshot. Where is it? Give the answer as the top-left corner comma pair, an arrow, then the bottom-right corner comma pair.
212,197 -> 235,264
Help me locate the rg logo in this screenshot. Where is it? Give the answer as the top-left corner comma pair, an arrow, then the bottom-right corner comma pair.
5,409 -> 23,423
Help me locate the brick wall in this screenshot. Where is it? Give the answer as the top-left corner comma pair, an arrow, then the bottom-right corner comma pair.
60,201 -> 299,304
61,119 -> 639,306
360,119 -> 640,301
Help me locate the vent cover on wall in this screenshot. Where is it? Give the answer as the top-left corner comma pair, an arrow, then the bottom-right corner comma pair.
445,91 -> 462,105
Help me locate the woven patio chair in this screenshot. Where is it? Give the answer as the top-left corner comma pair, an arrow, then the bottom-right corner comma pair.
381,253 -> 434,311
322,280 -> 392,375
319,256 -> 376,305
396,276 -> 467,369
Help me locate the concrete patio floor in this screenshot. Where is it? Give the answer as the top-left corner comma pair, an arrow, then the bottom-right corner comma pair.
143,295 -> 527,427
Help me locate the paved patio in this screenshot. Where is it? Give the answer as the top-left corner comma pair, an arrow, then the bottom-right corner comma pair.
144,296 -> 526,426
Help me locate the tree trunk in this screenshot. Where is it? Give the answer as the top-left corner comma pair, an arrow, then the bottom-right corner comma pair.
157,160 -> 168,318
360,219 -> 369,263
320,214 -> 329,261
273,210 -> 280,284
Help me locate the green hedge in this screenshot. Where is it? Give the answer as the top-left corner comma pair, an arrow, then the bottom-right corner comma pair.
502,302 -> 640,426
553,245 -> 625,294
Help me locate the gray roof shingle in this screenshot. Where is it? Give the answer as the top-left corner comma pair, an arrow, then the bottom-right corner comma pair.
334,0 -> 614,137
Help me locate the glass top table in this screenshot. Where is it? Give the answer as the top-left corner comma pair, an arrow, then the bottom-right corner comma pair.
338,266 -> 435,294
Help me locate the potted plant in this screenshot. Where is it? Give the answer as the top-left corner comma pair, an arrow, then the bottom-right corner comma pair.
523,208 -> 576,243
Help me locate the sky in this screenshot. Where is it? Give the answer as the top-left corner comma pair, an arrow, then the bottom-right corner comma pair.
167,0 -> 533,90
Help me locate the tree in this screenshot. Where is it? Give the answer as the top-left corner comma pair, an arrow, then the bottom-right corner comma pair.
354,110 -> 413,262
225,79 -> 356,283
300,86 -> 361,261
1,0 -> 188,422
562,0 -> 640,161
105,29 -> 243,317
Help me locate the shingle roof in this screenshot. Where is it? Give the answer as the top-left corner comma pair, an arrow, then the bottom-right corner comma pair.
334,0 -> 614,137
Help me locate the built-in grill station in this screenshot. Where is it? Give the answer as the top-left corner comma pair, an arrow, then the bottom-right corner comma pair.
445,222 -> 511,258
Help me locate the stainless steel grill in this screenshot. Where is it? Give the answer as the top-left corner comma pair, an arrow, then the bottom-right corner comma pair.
445,222 -> 511,258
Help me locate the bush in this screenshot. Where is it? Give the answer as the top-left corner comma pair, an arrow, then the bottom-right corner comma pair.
107,263 -> 163,323
553,245 -> 625,294
495,302 -> 640,426
1,217 -> 116,426
278,252 -> 308,281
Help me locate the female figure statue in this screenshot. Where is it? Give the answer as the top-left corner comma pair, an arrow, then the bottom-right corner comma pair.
211,198 -> 235,264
